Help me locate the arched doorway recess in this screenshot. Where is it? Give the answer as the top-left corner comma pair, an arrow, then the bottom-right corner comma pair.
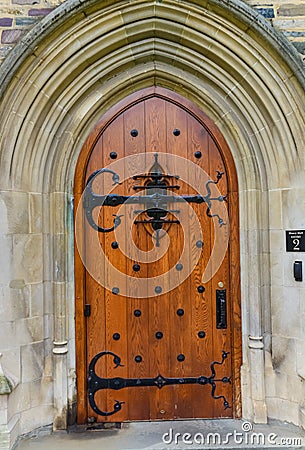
0,0 -> 304,438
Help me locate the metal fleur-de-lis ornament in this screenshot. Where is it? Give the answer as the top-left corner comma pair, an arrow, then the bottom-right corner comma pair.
84,153 -> 227,242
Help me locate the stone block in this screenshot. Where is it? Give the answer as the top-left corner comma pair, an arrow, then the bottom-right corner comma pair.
0,415 -> 20,450
271,335 -> 297,373
42,234 -> 52,282
0,284 -> 29,322
0,322 -> 15,353
0,397 -> 7,412
300,292 -> 305,338
268,190 -> 283,230
1,29 -> 24,44
282,189 -> 305,229
0,45 -> 12,62
0,425 -> 10,450
0,18 -> 13,27
299,405 -> 305,430
16,17 -> 38,26
284,30 -> 305,38
274,17 -> 305,30
20,342 -> 44,383
12,234 -> 43,284
270,252 -> 284,286
0,348 -> 20,383
29,378 -> 53,408
255,7 -> 275,19
28,8 -> 53,16
43,282 -> 53,315
272,286 -> 300,338
265,352 -> 277,398
7,384 -> 31,420
43,339 -> 53,378
29,283 -> 43,317
0,409 -> 8,426
270,230 -> 285,253
296,339 -> 305,379
19,405 -> 53,436
12,0 -> 39,4
0,235 -> 12,285
49,192 -> 66,234
15,316 -> 44,345
52,235 -> 66,282
278,5 -> 305,17
292,41 -> 305,55
0,192 -> 29,234
29,194 -> 42,234
43,314 -> 52,340
267,397 -> 299,425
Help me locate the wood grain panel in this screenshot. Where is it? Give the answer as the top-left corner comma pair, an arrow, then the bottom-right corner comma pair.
74,87 -> 241,423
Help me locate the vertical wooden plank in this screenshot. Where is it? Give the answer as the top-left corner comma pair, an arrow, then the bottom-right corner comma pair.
165,101 -> 194,419
187,117 -> 215,418
123,103 -> 151,420
101,115 -> 129,422
84,135 -> 108,421
144,97 -> 174,420
74,187 -> 87,424
208,136 -> 232,418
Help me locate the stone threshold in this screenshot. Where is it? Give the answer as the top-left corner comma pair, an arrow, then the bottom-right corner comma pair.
14,419 -> 305,450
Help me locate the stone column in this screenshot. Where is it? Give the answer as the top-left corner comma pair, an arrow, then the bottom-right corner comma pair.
51,193 -> 68,430
240,188 -> 268,423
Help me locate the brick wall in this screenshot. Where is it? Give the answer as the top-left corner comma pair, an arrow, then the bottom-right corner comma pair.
0,1 -> 305,66
0,0 -> 62,63
246,0 -> 305,56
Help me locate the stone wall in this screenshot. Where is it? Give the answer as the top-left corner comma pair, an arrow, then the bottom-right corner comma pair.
247,0 -> 305,56
0,1 -> 58,63
1,0 -> 305,65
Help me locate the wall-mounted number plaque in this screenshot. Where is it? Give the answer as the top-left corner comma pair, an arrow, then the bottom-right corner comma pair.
286,230 -> 305,252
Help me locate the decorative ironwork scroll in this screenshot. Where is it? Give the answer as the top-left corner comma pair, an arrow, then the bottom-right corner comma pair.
83,153 -> 227,238
88,350 -> 231,416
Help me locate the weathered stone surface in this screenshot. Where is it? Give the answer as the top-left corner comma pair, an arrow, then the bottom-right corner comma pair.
12,234 -> 43,283
6,383 -> 30,416
0,376 -> 13,395
29,194 -> 42,234
12,0 -> 39,4
282,188 -> 305,229
293,41 -> 305,54
16,17 -> 37,25
0,284 -> 30,322
1,29 -> 24,44
0,192 -> 29,234
0,235 -> 12,285
0,18 -> 12,26
19,405 -> 53,435
20,342 -> 44,383
28,8 -> 53,15
278,4 -> 305,17
15,317 -> 44,345
0,354 -> 15,398
255,7 -> 275,18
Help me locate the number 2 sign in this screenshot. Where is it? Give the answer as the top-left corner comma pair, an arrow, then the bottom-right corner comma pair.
286,230 -> 305,252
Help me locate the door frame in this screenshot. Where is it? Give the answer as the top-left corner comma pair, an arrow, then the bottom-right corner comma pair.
74,86 -> 241,424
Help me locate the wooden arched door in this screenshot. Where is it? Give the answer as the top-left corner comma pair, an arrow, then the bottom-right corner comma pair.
74,87 -> 241,424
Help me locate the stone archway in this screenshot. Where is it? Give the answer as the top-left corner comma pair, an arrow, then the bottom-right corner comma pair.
0,0 -> 304,442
